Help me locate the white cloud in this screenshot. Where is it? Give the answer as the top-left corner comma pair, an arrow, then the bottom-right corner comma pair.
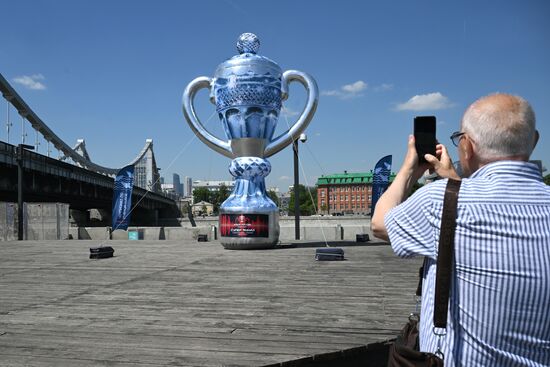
374,83 -> 394,92
396,92 -> 453,111
341,80 -> 367,93
12,74 -> 46,90
322,80 -> 367,99
279,176 -> 291,181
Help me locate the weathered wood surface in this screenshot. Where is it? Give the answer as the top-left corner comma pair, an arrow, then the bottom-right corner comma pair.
0,240 -> 422,366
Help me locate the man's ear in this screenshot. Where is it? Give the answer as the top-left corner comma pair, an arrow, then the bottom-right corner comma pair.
462,135 -> 474,161
533,130 -> 540,149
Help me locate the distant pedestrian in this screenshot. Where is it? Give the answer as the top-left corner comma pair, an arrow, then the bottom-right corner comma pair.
372,93 -> 550,366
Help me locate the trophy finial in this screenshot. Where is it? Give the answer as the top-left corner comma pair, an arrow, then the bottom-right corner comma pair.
236,33 -> 260,54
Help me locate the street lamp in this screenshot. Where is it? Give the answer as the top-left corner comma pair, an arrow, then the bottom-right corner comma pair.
17,143 -> 34,240
293,133 -> 307,240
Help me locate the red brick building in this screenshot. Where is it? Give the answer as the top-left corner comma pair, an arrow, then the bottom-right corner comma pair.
316,171 -> 395,215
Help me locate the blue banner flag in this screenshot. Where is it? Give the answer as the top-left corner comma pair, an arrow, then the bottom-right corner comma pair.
112,165 -> 134,230
370,155 -> 392,216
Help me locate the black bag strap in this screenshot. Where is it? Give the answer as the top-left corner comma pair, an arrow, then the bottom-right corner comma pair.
415,262 -> 424,297
433,178 -> 461,328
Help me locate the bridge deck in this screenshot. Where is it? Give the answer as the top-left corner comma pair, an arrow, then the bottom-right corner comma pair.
0,239 -> 421,366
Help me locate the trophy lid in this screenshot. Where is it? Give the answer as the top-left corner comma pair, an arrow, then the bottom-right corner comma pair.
213,33 -> 282,80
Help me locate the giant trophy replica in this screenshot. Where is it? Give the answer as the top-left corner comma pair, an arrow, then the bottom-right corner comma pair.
182,33 -> 318,249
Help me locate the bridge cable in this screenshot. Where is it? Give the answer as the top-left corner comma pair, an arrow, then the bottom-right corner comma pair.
5,100 -> 13,144
96,110 -> 218,247
281,104 -> 329,247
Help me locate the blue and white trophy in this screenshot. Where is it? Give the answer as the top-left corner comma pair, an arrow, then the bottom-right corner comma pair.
182,33 -> 318,249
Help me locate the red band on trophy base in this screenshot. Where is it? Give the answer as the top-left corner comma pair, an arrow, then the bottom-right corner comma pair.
220,214 -> 269,238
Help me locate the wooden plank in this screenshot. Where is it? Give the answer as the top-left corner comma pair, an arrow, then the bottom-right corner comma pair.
0,240 -> 422,366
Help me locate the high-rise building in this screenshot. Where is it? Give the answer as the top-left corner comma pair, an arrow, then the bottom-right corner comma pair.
173,173 -> 183,196
185,176 -> 193,197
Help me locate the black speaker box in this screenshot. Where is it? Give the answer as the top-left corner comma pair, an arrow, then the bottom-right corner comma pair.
89,246 -> 115,259
315,247 -> 344,261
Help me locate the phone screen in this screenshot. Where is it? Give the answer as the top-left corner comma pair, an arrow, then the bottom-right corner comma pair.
414,116 -> 436,163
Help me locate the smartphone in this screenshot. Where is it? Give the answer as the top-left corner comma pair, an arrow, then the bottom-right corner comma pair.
414,116 -> 436,163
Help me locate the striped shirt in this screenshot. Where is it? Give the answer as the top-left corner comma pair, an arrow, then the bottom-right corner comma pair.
385,161 -> 550,366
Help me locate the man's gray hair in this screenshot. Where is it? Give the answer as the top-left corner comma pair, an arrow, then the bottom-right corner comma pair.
461,94 -> 537,160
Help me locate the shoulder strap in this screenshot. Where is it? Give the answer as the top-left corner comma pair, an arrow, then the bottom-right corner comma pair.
433,178 -> 461,328
415,261 -> 425,297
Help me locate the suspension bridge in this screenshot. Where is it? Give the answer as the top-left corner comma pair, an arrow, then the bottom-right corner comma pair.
0,73 -> 178,226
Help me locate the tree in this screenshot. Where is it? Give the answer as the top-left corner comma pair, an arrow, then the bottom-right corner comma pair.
544,174 -> 550,186
267,189 -> 280,206
212,184 -> 231,213
193,187 -> 211,204
289,185 -> 317,216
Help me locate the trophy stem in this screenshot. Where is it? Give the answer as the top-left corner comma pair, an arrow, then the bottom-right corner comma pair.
219,157 -> 279,249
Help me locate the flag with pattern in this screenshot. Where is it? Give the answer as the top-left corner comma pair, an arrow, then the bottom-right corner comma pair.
370,155 -> 392,216
112,165 -> 134,230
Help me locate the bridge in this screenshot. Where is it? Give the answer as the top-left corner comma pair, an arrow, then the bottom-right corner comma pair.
0,72 -> 178,226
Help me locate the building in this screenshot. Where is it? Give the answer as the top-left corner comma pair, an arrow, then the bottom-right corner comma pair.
192,180 -> 235,193
316,171 -> 395,216
191,201 -> 214,216
173,173 -> 183,197
279,192 -> 291,215
185,176 -> 193,197
161,183 -> 175,195
177,197 -> 193,217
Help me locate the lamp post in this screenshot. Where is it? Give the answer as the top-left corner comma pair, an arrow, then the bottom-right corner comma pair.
17,143 -> 34,240
293,133 -> 307,240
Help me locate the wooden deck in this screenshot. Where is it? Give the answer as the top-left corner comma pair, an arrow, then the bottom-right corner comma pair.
0,239 -> 422,366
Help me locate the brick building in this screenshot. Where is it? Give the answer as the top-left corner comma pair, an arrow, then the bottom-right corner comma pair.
316,171 -> 395,216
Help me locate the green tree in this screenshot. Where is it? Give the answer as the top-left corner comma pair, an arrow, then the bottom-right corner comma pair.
193,187 -> 211,204
544,174 -> 550,186
213,184 -> 231,213
267,189 -> 280,206
289,185 -> 318,216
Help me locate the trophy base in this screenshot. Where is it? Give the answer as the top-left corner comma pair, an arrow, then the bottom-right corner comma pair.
219,209 -> 280,250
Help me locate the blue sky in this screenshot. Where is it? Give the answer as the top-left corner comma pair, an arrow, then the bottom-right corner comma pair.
1,0 -> 549,192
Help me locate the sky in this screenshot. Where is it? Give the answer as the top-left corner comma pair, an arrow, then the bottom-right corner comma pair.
1,0 -> 549,192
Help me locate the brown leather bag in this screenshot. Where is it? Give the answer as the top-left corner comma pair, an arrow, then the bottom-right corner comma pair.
387,316 -> 443,367
387,179 -> 461,367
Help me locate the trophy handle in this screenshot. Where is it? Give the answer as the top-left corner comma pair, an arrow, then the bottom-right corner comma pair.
182,76 -> 233,158
264,70 -> 318,158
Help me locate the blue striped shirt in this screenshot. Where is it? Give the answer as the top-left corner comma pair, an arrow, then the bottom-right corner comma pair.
385,161 -> 550,366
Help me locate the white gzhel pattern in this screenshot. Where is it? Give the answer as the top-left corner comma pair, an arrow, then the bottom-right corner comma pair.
385,161 -> 550,367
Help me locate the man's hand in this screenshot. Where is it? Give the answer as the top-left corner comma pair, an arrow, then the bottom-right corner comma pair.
371,135 -> 429,241
425,144 -> 461,180
402,135 -> 431,183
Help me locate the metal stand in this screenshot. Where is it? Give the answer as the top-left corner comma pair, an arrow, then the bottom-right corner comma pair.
293,140 -> 300,240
